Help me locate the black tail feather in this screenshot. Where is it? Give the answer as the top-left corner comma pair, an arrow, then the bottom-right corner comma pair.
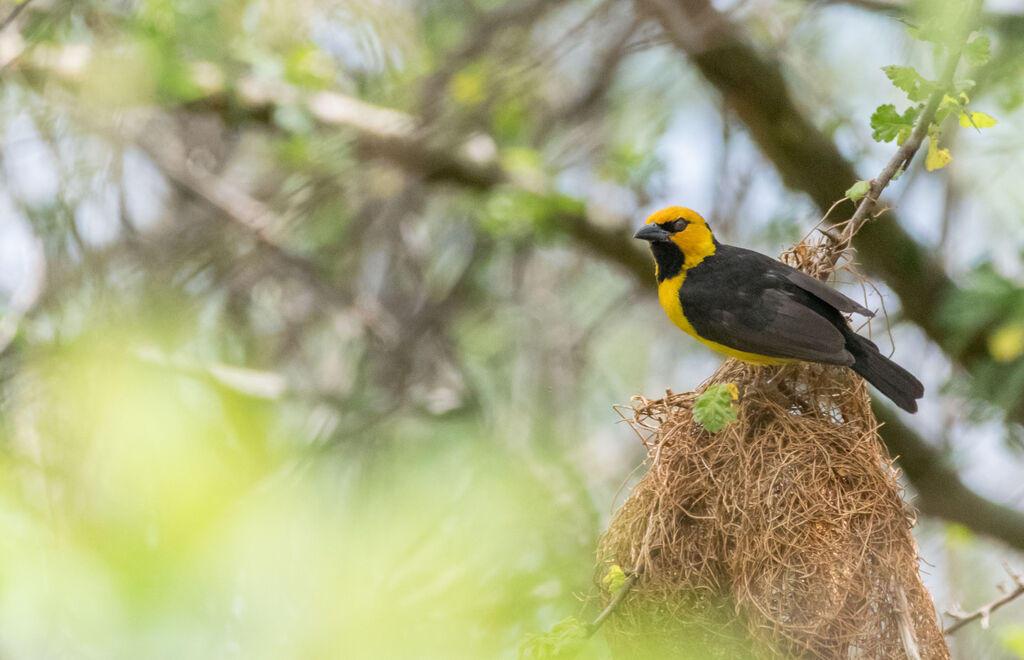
845,333 -> 924,413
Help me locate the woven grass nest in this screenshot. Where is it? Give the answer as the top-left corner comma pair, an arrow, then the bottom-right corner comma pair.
597,235 -> 949,659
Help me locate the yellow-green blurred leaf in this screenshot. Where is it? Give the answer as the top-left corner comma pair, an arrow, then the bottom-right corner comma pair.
285,44 -> 336,89
945,522 -> 975,549
1001,624 -> 1024,658
602,564 -> 628,595
964,35 -> 991,67
925,137 -> 952,171
519,617 -> 589,660
989,323 -> 1024,363
958,111 -> 998,129
451,66 -> 486,106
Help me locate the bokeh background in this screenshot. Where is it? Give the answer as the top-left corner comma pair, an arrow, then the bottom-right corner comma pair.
1,0 -> 1024,657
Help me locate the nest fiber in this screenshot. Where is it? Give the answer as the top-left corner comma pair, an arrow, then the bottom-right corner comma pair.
598,241 -> 948,659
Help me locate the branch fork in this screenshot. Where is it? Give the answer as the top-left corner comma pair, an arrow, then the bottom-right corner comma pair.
944,564 -> 1024,635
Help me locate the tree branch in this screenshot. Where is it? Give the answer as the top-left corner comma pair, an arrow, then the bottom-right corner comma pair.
589,573 -> 639,635
841,16 -> 968,242
0,0 -> 35,32
873,401 -> 1024,553
944,566 -> 1024,635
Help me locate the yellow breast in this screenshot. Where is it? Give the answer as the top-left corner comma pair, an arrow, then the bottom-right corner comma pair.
657,273 -> 788,366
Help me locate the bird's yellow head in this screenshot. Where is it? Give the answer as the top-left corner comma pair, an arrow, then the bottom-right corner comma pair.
634,206 -> 716,276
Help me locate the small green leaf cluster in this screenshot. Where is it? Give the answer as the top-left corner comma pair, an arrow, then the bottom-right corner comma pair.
602,564 -> 628,595
518,617 -> 589,660
866,11 -> 997,177
870,104 -> 920,145
693,383 -> 739,433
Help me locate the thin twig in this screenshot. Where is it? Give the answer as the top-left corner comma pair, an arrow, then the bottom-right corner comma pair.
587,573 -> 639,636
837,2 -> 981,247
944,566 -> 1024,635
839,81 -> 947,242
0,0 -> 34,32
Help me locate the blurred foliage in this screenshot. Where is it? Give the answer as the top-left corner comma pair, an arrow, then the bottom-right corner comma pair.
519,617 -> 591,660
1003,625 -> 1024,659
0,324 -> 604,658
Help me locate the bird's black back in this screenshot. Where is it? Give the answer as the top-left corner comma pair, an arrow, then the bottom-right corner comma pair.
679,245 -> 854,364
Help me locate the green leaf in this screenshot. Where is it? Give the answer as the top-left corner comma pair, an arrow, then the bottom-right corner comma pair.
958,111 -> 998,129
964,35 -> 991,67
519,617 -> 589,660
882,65 -> 938,102
602,565 -> 628,595
693,384 -> 738,433
845,180 -> 870,203
870,104 -> 918,144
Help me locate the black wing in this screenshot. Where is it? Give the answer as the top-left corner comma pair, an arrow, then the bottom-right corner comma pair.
680,246 -> 857,365
782,267 -> 873,317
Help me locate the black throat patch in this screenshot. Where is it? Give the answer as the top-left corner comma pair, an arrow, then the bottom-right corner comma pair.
651,242 -> 686,282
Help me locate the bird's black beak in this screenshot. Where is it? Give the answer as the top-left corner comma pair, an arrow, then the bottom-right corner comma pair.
634,224 -> 671,242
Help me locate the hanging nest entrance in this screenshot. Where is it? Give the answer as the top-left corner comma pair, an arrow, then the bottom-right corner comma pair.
596,235 -> 948,659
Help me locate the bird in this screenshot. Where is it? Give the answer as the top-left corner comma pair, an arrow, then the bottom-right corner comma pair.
634,206 -> 924,413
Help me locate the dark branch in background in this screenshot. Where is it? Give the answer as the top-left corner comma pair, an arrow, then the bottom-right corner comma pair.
0,0 -> 35,32
944,565 -> 1024,635
123,116 -> 402,342
550,17 -> 640,125
874,402 -> 1024,553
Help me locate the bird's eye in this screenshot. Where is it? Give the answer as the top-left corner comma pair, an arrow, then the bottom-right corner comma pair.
671,218 -> 689,232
